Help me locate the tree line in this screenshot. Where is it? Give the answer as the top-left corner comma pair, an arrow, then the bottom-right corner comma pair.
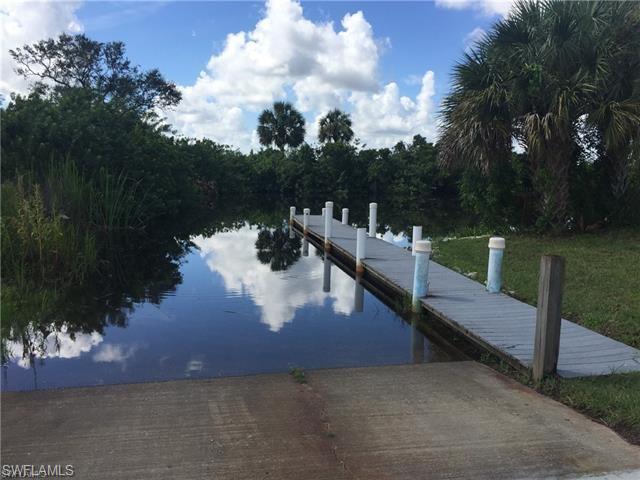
2,0 -> 640,299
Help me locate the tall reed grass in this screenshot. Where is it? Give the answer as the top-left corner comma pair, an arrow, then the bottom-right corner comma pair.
1,159 -> 146,290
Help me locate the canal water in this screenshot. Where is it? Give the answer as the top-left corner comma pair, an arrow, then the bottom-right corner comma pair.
2,206 -> 465,391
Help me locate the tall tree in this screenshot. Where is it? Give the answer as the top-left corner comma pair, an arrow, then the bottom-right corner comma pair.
318,109 -> 354,144
257,101 -> 306,153
439,0 -> 640,230
10,33 -> 181,113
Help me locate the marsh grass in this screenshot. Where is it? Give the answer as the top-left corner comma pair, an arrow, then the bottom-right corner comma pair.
2,159 -> 146,291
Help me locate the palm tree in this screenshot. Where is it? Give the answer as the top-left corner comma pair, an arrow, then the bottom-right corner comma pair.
439,0 -> 640,230
585,1 -> 640,201
257,101 -> 306,153
318,109 -> 354,144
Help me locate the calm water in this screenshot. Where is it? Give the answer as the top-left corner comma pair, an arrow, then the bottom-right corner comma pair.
2,207 -> 464,391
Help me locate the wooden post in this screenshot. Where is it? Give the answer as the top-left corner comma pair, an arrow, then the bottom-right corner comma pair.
411,226 -> 422,256
324,201 -> 333,250
356,227 -> 367,274
368,202 -> 377,237
486,237 -> 505,293
533,255 -> 565,382
341,208 -> 349,225
411,240 -> 431,312
303,208 -> 310,234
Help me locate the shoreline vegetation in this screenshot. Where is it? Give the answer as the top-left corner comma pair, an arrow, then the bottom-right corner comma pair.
1,0 -> 639,449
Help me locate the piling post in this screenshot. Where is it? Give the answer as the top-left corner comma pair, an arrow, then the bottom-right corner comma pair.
322,207 -> 326,217
487,237 -> 505,293
303,208 -> 310,234
302,238 -> 309,257
411,319 -> 425,364
354,277 -> 364,312
355,228 -> 367,274
368,202 -> 377,237
342,208 -> 349,225
411,240 -> 431,312
412,226 -> 423,256
533,255 -> 565,382
289,206 -> 296,224
324,201 -> 333,250
323,257 -> 332,293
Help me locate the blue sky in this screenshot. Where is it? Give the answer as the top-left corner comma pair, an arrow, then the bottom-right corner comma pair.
2,0 -> 511,150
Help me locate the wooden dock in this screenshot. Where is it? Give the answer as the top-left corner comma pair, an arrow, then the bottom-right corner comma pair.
294,214 -> 640,378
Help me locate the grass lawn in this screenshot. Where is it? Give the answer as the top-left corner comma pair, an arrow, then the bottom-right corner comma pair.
432,228 -> 640,443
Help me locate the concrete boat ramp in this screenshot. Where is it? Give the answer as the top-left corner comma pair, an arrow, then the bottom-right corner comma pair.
2,362 -> 639,479
294,214 -> 640,378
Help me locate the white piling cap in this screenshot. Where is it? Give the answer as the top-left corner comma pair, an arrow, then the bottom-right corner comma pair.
342,207 -> 349,213
488,237 -> 505,249
325,201 -> 334,208
415,240 -> 432,253
290,206 -> 296,212
369,202 -> 378,208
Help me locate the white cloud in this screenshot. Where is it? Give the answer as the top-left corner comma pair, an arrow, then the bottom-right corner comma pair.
0,0 -> 84,98
167,0 -> 437,151
93,343 -> 139,364
464,27 -> 486,53
5,324 -> 103,369
349,71 -> 437,148
435,0 -> 515,17
192,224 -> 355,332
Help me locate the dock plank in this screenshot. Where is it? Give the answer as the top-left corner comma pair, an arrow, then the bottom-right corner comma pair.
295,214 -> 640,378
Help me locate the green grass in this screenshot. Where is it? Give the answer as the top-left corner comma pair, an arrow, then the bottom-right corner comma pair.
289,367 -> 307,384
433,228 -> 640,348
433,229 -> 640,443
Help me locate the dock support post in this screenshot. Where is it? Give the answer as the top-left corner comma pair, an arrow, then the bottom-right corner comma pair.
303,208 -> 310,234
412,226 -> 423,256
322,207 -> 326,217
411,240 -> 431,312
323,257 -> 332,293
289,206 -> 296,224
342,208 -> 349,225
368,202 -> 377,237
487,237 -> 505,293
302,238 -> 309,257
356,228 -> 367,274
354,277 -> 364,312
324,201 -> 333,250
533,255 -> 565,382
411,319 -> 425,364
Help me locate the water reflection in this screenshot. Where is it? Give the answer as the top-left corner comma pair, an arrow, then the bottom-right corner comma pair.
192,224 -> 355,332
323,257 -> 332,293
255,226 -> 301,271
2,206 -> 459,391
411,319 -> 426,364
354,276 -> 365,313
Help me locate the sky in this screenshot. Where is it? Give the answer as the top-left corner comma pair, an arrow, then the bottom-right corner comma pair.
1,0 -> 515,151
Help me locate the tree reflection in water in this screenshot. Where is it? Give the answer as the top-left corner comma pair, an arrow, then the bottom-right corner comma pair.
255,226 -> 301,272
1,201 -> 297,373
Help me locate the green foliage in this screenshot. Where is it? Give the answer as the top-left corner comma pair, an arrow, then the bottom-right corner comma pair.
458,153 -> 533,229
289,367 -> 307,384
257,101 -> 306,152
9,33 -> 181,113
440,0 -> 640,231
1,178 -> 97,288
318,109 -> 354,144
